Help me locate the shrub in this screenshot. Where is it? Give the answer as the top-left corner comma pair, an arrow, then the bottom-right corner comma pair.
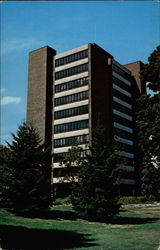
53,196 -> 71,205
119,196 -> 158,205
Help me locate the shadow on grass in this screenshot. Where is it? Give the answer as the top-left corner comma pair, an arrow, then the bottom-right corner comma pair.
13,208 -> 78,221
17,209 -> 160,225
42,210 -> 159,225
0,224 -> 96,250
107,216 -> 159,225
42,208 -> 78,220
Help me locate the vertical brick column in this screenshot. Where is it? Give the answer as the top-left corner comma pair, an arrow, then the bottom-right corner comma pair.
27,46 -> 56,144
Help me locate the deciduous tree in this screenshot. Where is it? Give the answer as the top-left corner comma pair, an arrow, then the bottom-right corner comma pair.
136,93 -> 160,199
140,45 -> 160,92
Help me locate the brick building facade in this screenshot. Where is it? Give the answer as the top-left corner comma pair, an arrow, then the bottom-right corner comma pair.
27,43 -> 145,196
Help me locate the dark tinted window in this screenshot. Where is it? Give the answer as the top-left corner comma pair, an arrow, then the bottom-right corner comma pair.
54,119 -> 89,134
54,105 -> 89,119
55,91 -> 88,106
55,64 -> 88,80
55,77 -> 88,93
55,50 -> 88,67
54,134 -> 89,148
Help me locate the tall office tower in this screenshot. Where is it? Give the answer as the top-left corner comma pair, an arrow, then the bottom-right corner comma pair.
27,43 -> 145,196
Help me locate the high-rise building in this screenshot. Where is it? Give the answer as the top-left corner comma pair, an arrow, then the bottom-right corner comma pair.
27,43 -> 145,196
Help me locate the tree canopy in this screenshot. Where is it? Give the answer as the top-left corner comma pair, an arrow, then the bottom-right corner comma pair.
140,45 -> 160,92
136,93 -> 160,199
137,45 -> 160,199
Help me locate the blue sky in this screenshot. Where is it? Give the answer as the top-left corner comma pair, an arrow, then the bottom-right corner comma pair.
0,1 -> 159,145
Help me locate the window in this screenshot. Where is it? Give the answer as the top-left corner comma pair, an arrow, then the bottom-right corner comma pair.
113,71 -> 131,86
55,63 -> 88,80
55,50 -> 88,67
55,77 -> 89,93
54,134 -> 89,148
113,101 -> 132,116
114,122 -> 133,134
113,84 -> 132,98
113,96 -> 132,110
54,152 -> 66,162
54,119 -> 89,134
113,114 -> 133,129
55,90 -> 88,106
120,179 -> 135,185
112,64 -> 127,78
117,165 -> 134,172
54,105 -> 89,120
114,136 -> 134,146
113,109 -> 132,121
119,151 -> 134,159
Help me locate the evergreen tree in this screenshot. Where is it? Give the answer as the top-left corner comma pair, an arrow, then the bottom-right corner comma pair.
71,128 -> 121,222
0,145 -> 11,206
0,123 -> 52,215
59,144 -> 83,182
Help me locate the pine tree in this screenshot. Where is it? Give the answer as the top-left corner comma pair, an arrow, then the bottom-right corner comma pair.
71,128 -> 121,222
0,123 -> 52,215
0,145 -> 11,206
59,144 -> 83,182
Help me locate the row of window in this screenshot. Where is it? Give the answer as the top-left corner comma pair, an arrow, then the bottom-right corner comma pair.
115,139 -> 134,156
54,150 -> 89,162
54,134 -> 89,148
113,96 -> 132,110
113,71 -> 131,86
120,179 -> 135,185
114,122 -> 133,134
113,109 -> 132,121
117,165 -> 134,172
113,89 -> 132,107
54,152 -> 66,162
113,101 -> 132,117
119,151 -> 134,159
113,115 -> 133,131
55,63 -> 88,80
54,166 -> 78,178
55,50 -> 88,67
113,109 -> 133,121
115,136 -> 134,146
54,119 -> 89,134
55,90 -> 88,106
54,105 -> 89,120
112,63 -> 130,79
113,76 -> 131,94
55,77 -> 89,93
114,127 -> 133,140
113,83 -> 132,98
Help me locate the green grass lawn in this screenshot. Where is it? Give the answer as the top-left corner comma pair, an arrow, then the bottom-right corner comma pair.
0,205 -> 160,250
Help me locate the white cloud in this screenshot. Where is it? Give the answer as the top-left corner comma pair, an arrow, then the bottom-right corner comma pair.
1,38 -> 46,55
1,96 -> 21,105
